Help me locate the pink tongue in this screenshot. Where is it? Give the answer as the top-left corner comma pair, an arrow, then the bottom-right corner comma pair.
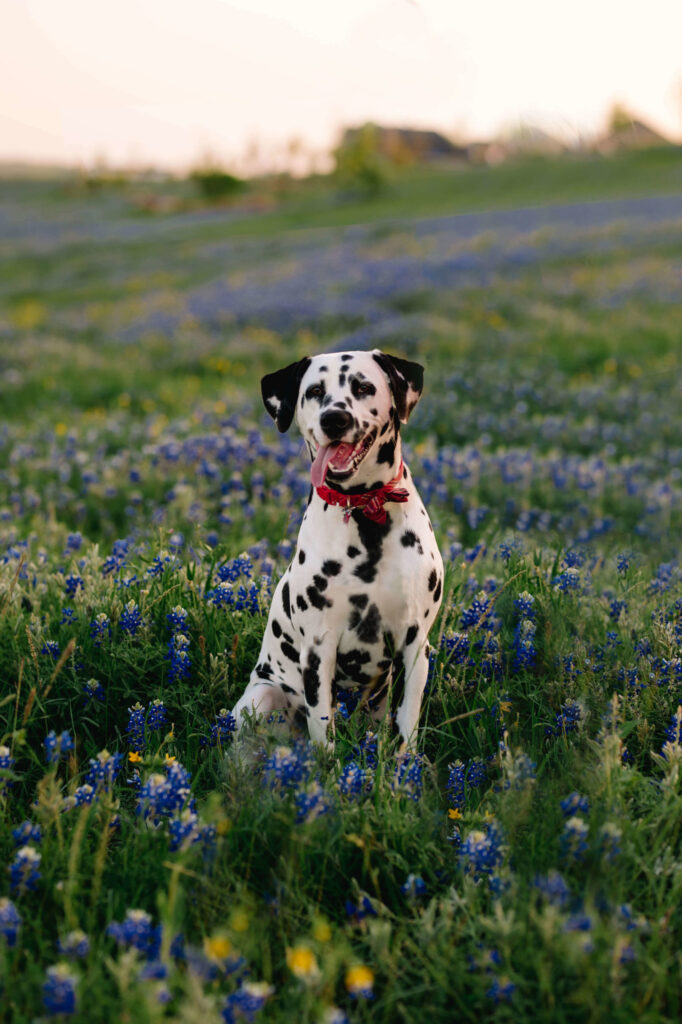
311,443 -> 355,487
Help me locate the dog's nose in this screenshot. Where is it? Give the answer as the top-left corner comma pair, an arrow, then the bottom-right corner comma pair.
320,409 -> 353,440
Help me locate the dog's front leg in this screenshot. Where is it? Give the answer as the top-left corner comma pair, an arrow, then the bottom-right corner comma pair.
394,632 -> 430,751
300,641 -> 336,748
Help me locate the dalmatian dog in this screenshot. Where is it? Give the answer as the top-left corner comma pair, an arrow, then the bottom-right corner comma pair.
231,349 -> 444,749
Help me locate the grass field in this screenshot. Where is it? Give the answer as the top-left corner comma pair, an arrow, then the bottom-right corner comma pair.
0,152 -> 681,1022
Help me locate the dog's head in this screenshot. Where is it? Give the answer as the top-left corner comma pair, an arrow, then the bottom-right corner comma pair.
261,350 -> 424,487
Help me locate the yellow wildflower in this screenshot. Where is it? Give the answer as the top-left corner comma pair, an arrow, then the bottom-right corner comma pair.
345,964 -> 374,997
205,935 -> 232,960
286,944 -> 319,981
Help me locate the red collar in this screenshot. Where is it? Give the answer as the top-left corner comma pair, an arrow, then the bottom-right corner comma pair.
315,461 -> 409,524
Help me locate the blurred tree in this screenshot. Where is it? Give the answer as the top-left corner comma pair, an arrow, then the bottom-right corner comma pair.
332,123 -> 388,196
190,163 -> 245,200
607,103 -> 635,134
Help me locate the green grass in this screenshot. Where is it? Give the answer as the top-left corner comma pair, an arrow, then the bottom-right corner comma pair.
215,146 -> 682,237
0,158 -> 681,1022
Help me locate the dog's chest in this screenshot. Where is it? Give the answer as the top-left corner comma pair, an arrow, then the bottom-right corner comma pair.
286,493 -> 441,650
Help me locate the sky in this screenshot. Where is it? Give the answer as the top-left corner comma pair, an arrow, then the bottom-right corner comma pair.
2,0 -> 681,171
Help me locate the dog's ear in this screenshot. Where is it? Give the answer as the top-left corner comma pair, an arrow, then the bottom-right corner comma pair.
261,357 -> 311,433
372,350 -> 424,423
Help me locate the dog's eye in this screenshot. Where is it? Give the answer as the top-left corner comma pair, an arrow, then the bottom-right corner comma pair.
356,382 -> 376,397
306,384 -> 324,399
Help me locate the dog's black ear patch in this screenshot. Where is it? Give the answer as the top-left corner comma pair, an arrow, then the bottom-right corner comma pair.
372,350 -> 424,423
261,358 -> 311,432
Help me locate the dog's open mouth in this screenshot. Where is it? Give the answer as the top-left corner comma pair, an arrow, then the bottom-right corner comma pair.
311,432 -> 376,487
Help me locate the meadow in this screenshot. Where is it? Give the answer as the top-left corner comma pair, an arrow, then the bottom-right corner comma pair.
0,151 -> 681,1022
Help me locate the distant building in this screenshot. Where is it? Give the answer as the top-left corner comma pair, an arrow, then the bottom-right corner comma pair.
340,125 -> 468,164
595,118 -> 672,155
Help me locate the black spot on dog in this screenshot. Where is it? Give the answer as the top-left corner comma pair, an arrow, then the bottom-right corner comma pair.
335,648 -> 372,686
401,530 -> 423,553
379,421 -> 389,437
338,374 -> 346,388
322,560 -> 341,576
349,593 -> 369,609
370,407 -> 378,416
377,439 -> 395,466
307,584 -> 331,610
282,683 -> 296,694
356,603 -> 381,644
433,578 -> 442,603
283,631 -> 294,644
281,641 -> 299,664
353,512 -> 391,584
296,594 -> 308,612
428,569 -> 437,592
313,573 -> 327,591
271,620 -> 282,638
403,467 -> 408,479
298,549 -> 306,564
347,546 -> 360,558
319,365 -> 328,372
256,662 -> 273,680
303,649 -> 321,706
282,582 -> 292,618
405,623 -> 419,647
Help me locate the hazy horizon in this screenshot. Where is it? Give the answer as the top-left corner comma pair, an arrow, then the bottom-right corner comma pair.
2,0 -> 681,174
